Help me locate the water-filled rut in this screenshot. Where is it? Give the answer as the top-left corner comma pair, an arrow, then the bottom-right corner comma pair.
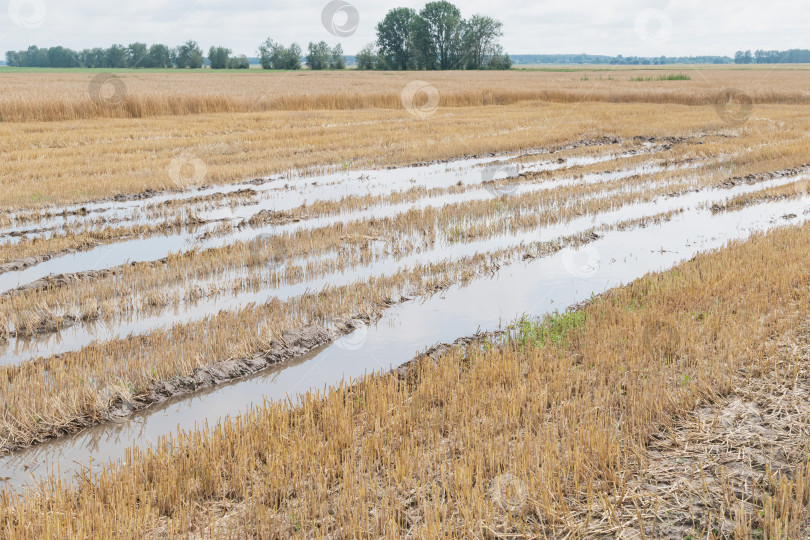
1,136 -> 808,494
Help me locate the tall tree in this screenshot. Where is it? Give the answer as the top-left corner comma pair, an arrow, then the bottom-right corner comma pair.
461,15 -> 502,69
484,45 -> 512,70
227,54 -> 250,69
175,41 -> 203,69
258,38 -> 279,69
5,51 -> 21,66
409,15 -> 435,69
306,41 -> 331,70
208,46 -> 231,69
283,43 -> 302,70
355,44 -> 381,70
22,45 -> 49,67
105,44 -> 127,68
258,39 -> 301,70
91,48 -> 107,68
376,7 -> 416,70
415,1 -> 463,70
329,44 -> 345,69
125,42 -> 148,68
743,50 -> 753,64
47,46 -> 79,67
148,44 -> 172,69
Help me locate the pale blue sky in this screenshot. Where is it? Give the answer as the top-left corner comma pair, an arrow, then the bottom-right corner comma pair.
1,0 -> 808,58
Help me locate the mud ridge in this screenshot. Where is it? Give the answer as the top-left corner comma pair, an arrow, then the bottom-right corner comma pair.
0,322 -> 343,456
141,323 -> 344,409
717,163 -> 810,188
1,258 -> 166,297
0,244 -> 102,275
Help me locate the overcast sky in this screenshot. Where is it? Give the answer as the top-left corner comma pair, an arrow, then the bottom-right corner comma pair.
1,0 -> 808,58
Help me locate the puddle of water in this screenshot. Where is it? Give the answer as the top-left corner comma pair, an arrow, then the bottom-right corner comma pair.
0,227 -> 214,295
203,160 -> 683,249
2,172 -> 806,367
0,155 -> 581,290
8,139 -> 653,236
0,148 -> 660,286
2,152 -> 543,234
1,193 -> 808,493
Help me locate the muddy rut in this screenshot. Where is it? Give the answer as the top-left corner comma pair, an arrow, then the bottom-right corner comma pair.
1,131 -> 810,493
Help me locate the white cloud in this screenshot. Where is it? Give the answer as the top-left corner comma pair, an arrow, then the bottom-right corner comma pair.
1,0 -> 808,58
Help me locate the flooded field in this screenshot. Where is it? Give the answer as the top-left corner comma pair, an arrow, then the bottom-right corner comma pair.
3,61 -> 810,537
1,130 -> 809,494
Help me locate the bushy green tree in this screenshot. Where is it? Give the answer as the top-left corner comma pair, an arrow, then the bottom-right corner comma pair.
329,44 -> 345,69
484,48 -> 512,70
355,44 -> 383,70
175,41 -> 203,68
5,51 -> 21,66
227,54 -> 250,69
22,45 -> 50,67
376,7 -> 416,70
125,42 -> 148,68
258,39 -> 302,70
79,48 -> 107,68
416,1 -> 463,69
305,42 -> 345,70
306,41 -> 330,70
46,46 -> 79,67
743,50 -> 753,64
284,43 -> 302,70
461,15 -> 502,69
208,46 -> 231,69
366,2 -> 510,71
105,44 -> 127,68
258,38 -> 279,69
148,44 -> 172,68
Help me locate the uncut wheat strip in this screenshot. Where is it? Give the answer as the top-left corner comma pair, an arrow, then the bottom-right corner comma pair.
2,76 -> 810,123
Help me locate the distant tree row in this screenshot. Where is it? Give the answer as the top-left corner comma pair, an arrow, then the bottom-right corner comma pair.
734,49 -> 810,64
507,54 -> 732,65
4,40 -> 346,70
4,3 -> 512,73
5,42 -> 207,68
603,55 -> 731,65
356,1 -> 511,70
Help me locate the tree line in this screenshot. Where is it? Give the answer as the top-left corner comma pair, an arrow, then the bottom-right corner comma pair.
734,49 -> 810,64
4,1 -> 509,71
4,40 -> 345,70
535,54 -> 732,65
6,42 -> 206,69
357,1 -> 511,70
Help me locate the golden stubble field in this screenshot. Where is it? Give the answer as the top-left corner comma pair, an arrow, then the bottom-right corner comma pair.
1,68 -> 810,208
2,67 -> 810,538
5,213 -> 810,538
